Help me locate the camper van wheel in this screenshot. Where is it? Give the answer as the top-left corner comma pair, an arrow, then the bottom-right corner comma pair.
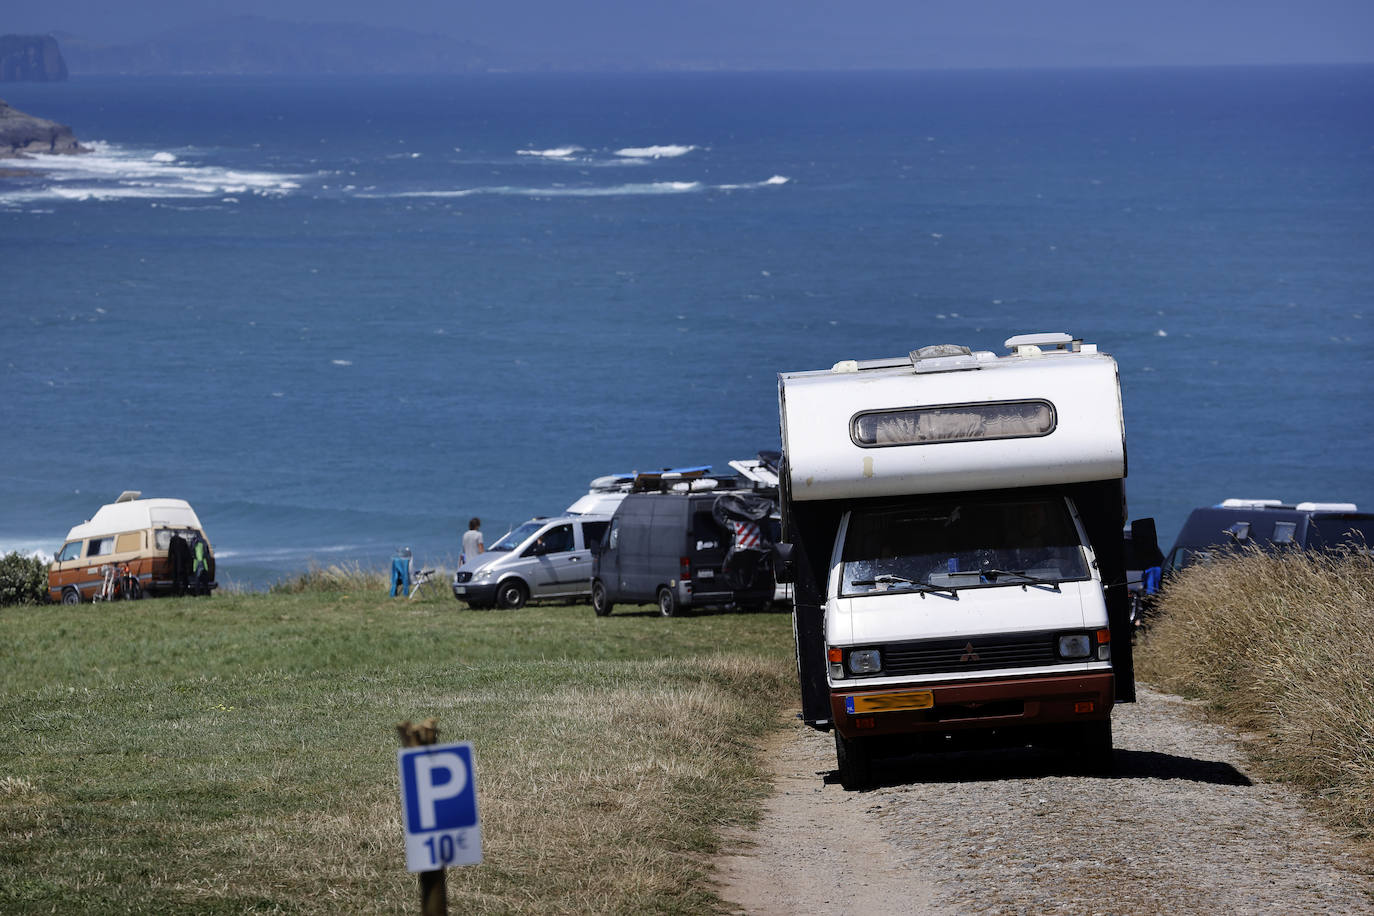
834,731 -> 875,791
591,580 -> 613,617
656,587 -> 680,617
61,587 -> 82,605
496,579 -> 529,610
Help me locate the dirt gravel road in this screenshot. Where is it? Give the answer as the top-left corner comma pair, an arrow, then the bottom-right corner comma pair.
717,686 -> 1373,915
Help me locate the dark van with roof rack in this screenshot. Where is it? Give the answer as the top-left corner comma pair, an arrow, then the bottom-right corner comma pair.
1162,498 -> 1374,576
590,488 -> 777,617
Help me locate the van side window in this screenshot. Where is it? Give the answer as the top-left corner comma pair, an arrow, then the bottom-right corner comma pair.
87,537 -> 114,557
56,541 -> 82,562
582,521 -> 609,552
1271,521 -> 1297,545
608,520 -> 619,550
116,532 -> 142,553
529,524 -> 574,556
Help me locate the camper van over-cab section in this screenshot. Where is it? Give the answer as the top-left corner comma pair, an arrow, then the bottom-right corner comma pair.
775,333 -> 1155,789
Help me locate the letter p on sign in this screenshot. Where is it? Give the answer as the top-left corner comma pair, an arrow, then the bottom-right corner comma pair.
398,742 -> 482,871
413,752 -> 468,828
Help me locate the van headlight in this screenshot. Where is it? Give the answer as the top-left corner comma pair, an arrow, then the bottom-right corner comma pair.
473,569 -> 494,583
848,649 -> 882,674
1057,633 -> 1092,659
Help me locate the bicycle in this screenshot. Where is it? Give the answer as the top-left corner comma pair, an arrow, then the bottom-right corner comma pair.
95,562 -> 142,601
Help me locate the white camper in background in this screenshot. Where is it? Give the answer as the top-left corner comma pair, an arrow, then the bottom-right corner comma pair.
775,333 -> 1156,789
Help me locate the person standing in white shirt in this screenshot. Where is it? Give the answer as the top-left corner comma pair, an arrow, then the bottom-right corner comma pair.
461,517 -> 484,566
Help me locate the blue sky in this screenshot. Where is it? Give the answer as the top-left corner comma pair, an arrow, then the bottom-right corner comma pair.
9,0 -> 1374,69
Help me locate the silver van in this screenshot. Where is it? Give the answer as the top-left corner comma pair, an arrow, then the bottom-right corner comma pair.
451,514 -> 611,609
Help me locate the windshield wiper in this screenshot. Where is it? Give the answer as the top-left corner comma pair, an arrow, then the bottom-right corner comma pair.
852,573 -> 921,587
850,574 -> 956,597
978,568 -> 1060,586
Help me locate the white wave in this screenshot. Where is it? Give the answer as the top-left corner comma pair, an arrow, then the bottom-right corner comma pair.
0,142 -> 303,207
371,175 -> 788,199
614,144 -> 696,159
516,146 -> 584,159
215,543 -> 366,561
0,538 -> 56,563
331,359 -> 353,366
715,175 -> 791,190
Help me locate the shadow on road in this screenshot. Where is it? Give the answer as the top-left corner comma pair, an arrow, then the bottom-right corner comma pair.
822,745 -> 1252,789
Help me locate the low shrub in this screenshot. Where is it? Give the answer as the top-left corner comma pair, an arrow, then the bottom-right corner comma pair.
1137,547 -> 1374,841
0,552 -> 48,606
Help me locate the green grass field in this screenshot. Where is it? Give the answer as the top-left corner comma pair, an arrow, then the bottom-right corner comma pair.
1,587 -> 795,914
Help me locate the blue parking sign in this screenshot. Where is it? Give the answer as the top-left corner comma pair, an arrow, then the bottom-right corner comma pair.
397,741 -> 483,871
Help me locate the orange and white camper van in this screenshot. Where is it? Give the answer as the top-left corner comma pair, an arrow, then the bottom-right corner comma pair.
48,491 -> 216,603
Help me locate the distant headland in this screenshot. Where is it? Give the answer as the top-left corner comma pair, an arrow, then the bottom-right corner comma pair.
0,35 -> 68,81
0,99 -> 84,157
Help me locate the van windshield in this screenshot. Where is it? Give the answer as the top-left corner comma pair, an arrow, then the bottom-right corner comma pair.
489,521 -> 545,552
840,496 -> 1089,596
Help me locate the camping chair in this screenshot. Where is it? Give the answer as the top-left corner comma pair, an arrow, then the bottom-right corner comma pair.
408,566 -> 438,599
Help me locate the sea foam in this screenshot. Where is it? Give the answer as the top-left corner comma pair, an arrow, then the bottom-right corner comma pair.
516,147 -> 583,159
0,142 -> 303,207
614,145 -> 697,159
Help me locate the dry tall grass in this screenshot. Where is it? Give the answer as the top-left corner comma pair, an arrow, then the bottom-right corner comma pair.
1137,548 -> 1374,841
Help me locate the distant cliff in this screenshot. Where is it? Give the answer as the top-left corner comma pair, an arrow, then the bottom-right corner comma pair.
0,35 -> 69,81
0,99 -> 83,156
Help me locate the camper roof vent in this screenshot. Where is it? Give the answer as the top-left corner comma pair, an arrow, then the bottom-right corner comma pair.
909,344 -> 982,374
115,490 -> 142,503
1004,332 -> 1080,356
1295,501 -> 1359,513
1220,498 -> 1283,509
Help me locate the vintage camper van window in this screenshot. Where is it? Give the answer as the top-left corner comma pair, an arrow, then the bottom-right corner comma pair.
86,537 -> 114,557
155,529 -> 197,550
56,542 -> 82,562
850,400 -> 1055,447
839,496 -> 1088,596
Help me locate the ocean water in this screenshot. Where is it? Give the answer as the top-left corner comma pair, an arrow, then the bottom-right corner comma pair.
2,67 -> 1371,588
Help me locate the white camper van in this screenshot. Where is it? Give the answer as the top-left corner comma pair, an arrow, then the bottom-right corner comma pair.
775,333 -> 1156,789
48,492 -> 216,603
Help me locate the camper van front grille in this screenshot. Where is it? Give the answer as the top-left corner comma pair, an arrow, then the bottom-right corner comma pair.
879,633 -> 1059,677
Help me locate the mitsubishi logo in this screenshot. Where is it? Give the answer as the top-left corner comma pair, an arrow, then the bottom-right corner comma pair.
960,642 -> 980,662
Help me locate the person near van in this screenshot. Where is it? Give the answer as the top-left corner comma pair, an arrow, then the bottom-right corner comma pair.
461,517 -> 484,566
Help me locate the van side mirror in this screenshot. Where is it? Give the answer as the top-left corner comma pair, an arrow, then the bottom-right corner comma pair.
773,542 -> 796,583
1129,517 -> 1163,568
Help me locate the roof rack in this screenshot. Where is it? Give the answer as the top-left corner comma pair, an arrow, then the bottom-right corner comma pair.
1219,498 -> 1284,509
1295,501 -> 1359,513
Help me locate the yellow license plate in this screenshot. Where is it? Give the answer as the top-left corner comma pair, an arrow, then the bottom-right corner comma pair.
847,690 -> 934,714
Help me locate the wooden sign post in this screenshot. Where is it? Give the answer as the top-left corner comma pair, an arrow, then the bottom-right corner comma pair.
397,718 -> 446,916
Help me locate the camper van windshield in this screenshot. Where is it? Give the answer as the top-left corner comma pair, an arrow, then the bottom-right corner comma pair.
839,496 -> 1088,596
489,521 -> 545,552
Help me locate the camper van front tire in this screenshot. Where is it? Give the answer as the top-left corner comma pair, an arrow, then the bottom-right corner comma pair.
835,731 -> 875,791
61,587 -> 82,605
